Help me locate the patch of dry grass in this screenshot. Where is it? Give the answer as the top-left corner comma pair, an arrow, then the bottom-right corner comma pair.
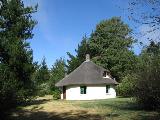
10,95 -> 160,120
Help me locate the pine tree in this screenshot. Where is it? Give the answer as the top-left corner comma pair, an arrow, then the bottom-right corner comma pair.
50,58 -> 66,91
33,58 -> 50,96
0,0 -> 37,114
35,58 -> 50,84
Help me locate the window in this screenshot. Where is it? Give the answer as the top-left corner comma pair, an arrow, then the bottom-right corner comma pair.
103,71 -> 107,77
80,86 -> 87,94
106,85 -> 110,93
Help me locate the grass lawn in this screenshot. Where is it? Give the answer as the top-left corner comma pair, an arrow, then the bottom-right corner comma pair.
9,95 -> 160,120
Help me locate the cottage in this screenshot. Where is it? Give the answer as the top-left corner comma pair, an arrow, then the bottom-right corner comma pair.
55,54 -> 118,100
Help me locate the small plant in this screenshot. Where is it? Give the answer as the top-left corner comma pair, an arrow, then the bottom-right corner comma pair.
52,89 -> 61,100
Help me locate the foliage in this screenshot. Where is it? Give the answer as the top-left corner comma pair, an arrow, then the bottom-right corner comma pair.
35,58 -> 50,84
134,41 -> 160,110
50,58 -> 66,91
52,89 -> 61,100
50,58 -> 66,85
116,74 -> 136,97
32,58 -> 50,96
89,17 -> 137,81
0,64 -> 18,111
0,0 -> 37,115
37,83 -> 50,97
49,58 -> 66,99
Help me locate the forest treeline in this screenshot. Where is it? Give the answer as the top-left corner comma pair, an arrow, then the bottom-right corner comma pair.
0,0 -> 160,119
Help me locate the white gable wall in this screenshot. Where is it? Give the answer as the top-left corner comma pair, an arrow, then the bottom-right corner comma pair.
61,85 -> 116,100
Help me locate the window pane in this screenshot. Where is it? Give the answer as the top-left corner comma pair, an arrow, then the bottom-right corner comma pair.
80,87 -> 84,94
84,86 -> 86,94
106,85 -> 110,93
80,86 -> 86,94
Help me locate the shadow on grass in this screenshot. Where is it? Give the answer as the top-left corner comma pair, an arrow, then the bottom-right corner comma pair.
8,98 -> 160,120
21,99 -> 51,107
10,109 -> 160,120
10,109 -> 103,120
132,113 -> 160,120
0,99 -> 51,120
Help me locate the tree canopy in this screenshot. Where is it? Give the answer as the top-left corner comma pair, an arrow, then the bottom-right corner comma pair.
134,41 -> 160,109
0,0 -> 37,117
50,58 -> 66,90
89,17 -> 137,80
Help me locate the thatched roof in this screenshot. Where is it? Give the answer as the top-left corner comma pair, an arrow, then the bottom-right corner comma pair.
56,55 -> 118,87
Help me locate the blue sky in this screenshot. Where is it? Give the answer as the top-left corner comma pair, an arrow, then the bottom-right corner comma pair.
24,0 -> 158,68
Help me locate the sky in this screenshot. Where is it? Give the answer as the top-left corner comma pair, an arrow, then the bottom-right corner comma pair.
24,0 -> 159,68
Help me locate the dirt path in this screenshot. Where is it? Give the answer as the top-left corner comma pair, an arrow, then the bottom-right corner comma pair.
10,96 -> 104,120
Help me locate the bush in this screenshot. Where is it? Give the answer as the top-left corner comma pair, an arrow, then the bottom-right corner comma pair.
52,89 -> 61,100
36,83 -> 50,97
116,74 -> 136,97
0,65 -> 18,111
133,42 -> 160,110
134,58 -> 160,110
0,64 -> 35,119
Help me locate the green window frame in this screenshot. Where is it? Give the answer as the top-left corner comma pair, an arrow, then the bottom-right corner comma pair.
106,85 -> 110,93
80,86 -> 87,94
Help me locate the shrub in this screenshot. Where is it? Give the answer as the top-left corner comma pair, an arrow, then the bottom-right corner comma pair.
116,74 -> 136,97
52,89 -> 61,100
134,57 -> 160,110
133,42 -> 160,110
36,83 -> 50,97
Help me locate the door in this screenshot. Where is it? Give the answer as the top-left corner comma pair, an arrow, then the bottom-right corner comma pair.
63,86 -> 66,99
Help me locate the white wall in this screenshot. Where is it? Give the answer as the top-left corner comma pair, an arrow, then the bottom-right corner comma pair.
61,85 -> 116,100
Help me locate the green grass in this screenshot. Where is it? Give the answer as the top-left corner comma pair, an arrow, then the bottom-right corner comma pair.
76,98 -> 155,119
61,97 -> 160,120
10,96 -> 160,120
